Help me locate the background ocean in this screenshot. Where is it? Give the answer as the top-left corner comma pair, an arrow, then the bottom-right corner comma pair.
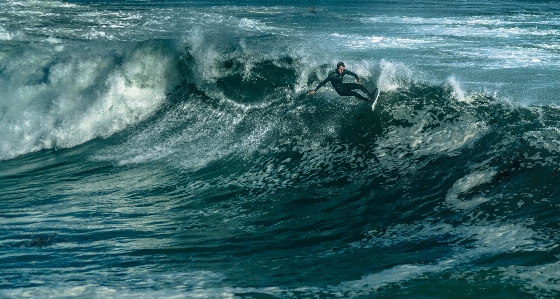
1,0 -> 560,298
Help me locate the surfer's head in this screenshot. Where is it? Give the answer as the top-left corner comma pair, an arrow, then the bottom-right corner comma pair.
336,62 -> 345,74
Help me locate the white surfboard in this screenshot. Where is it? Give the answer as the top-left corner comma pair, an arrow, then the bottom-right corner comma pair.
371,88 -> 380,111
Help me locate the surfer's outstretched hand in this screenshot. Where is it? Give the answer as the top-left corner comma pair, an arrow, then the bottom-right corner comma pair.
308,90 -> 316,95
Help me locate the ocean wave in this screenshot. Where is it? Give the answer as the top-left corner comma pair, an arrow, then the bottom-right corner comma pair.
3,32 -> 560,171
0,40 -> 175,160
2,2 -> 560,298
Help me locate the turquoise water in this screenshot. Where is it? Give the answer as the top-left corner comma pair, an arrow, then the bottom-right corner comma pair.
1,1 -> 560,298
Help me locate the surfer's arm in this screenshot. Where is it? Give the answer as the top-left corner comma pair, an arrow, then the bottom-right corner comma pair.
344,70 -> 361,83
309,77 -> 330,95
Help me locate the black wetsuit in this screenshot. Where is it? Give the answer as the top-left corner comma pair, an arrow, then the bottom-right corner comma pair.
313,69 -> 370,102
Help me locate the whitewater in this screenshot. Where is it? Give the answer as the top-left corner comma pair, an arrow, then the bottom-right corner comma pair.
1,0 -> 560,298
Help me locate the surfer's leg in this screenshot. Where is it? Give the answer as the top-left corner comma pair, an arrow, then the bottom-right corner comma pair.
338,89 -> 369,102
351,91 -> 370,102
343,83 -> 370,94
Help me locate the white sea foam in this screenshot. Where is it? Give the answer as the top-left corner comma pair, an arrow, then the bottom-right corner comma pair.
447,76 -> 467,102
338,218 -> 550,296
347,35 -> 438,50
331,263 -> 450,296
445,169 -> 497,210
238,17 -> 278,32
314,223 -> 545,298
500,259 -> 560,297
523,127 -> 560,155
0,42 -> 172,160
376,59 -> 415,92
0,26 -> 22,41
0,271 -> 227,299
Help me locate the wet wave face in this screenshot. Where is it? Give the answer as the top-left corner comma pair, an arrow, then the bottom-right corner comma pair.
3,40 -> 560,297
2,1 -> 560,298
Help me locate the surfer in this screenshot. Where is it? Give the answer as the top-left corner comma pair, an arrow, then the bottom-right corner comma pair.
308,62 -> 375,103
